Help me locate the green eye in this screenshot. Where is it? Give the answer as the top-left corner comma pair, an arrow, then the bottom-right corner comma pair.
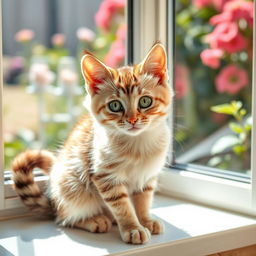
108,100 -> 123,112
139,96 -> 152,109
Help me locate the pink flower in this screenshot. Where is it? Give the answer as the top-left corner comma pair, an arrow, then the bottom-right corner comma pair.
175,64 -> 189,99
15,29 -> 34,42
224,0 -> 254,28
76,27 -> 95,42
210,0 -> 254,27
59,69 -> 78,85
215,65 -> 248,95
95,0 -> 126,31
29,63 -> 55,86
211,0 -> 232,11
200,49 -> 223,69
210,12 -> 232,26
105,40 -> 125,68
51,33 -> 66,47
206,22 -> 247,53
193,0 -> 211,8
10,57 -> 24,70
116,24 -> 127,41
193,0 -> 232,10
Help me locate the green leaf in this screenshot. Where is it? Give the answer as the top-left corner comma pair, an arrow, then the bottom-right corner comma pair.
176,9 -> 192,28
245,116 -> 252,131
229,122 -> 244,134
239,109 -> 247,116
231,100 -> 242,110
211,104 -> 235,115
232,145 -> 246,155
211,101 -> 242,116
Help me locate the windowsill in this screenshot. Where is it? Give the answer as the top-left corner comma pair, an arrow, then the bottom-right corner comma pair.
1,194 -> 256,256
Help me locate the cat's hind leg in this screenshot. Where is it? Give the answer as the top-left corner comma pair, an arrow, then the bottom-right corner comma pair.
73,215 -> 112,233
53,186 -> 112,232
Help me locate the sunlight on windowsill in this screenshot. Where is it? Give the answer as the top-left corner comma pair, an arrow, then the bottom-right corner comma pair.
0,194 -> 256,256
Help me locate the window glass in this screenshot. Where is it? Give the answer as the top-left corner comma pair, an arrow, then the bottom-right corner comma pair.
174,0 -> 253,175
3,0 -> 127,170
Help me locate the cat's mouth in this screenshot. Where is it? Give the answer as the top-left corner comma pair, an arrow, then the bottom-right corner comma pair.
128,127 -> 140,131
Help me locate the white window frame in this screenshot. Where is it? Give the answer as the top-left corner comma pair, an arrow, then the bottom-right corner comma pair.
131,0 -> 256,216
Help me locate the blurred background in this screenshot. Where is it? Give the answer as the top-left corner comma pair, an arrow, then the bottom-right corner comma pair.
3,0 -> 126,169
2,0 -> 253,177
174,0 -> 253,176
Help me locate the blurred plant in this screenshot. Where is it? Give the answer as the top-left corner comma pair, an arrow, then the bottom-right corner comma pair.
4,1 -> 127,170
4,129 -> 35,169
5,57 -> 25,84
29,63 -> 55,86
215,64 -> 248,94
104,23 -> 126,67
93,0 -> 126,67
174,0 -> 253,172
210,101 -> 251,169
200,0 -> 253,95
52,33 -> 66,48
175,64 -> 189,99
14,29 -> 35,83
76,27 -> 96,57
45,33 -> 69,72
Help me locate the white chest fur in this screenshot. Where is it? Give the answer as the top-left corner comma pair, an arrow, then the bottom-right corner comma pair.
93,121 -> 170,192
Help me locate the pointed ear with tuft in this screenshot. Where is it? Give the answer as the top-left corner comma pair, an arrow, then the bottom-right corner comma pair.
81,54 -> 113,95
139,43 -> 167,81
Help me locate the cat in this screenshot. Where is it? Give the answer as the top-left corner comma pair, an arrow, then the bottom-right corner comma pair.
11,43 -> 173,244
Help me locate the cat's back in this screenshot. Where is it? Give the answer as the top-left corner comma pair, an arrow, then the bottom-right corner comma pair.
50,115 -> 94,186
65,114 -> 94,149
49,114 -> 95,207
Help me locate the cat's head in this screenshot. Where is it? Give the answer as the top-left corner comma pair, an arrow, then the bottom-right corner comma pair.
81,43 -> 173,136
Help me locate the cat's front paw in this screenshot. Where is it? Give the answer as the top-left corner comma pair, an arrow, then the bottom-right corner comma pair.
141,219 -> 164,234
121,226 -> 151,244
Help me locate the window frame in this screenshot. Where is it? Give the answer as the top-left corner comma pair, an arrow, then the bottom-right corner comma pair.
0,0 -> 5,211
131,0 -> 256,216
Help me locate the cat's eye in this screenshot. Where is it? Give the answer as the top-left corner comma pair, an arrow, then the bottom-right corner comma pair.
139,96 -> 152,109
108,100 -> 123,112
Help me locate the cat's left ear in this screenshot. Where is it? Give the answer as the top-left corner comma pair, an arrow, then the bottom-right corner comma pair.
139,43 -> 167,80
81,53 -> 114,95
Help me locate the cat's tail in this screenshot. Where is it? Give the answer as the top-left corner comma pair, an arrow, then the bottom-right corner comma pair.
12,150 -> 55,214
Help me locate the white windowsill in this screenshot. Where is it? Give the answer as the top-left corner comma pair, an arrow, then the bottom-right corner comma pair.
1,194 -> 256,256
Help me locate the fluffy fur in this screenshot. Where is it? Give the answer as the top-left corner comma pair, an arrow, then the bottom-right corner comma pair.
12,43 -> 173,244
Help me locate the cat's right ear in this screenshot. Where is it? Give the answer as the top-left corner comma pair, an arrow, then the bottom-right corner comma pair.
81,54 -> 113,95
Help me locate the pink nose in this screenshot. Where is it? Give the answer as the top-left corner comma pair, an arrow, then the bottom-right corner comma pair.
127,117 -> 137,124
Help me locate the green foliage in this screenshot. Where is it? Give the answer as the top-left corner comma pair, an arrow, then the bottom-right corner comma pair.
211,101 -> 251,158
211,101 -> 242,116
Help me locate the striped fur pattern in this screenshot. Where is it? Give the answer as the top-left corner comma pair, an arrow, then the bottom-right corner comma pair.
12,150 -> 55,214
12,43 -> 173,244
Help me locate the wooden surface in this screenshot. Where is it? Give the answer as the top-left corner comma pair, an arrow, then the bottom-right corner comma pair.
209,244 -> 256,256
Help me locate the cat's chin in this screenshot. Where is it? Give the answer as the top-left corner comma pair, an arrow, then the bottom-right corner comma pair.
123,127 -> 146,136
112,126 -> 146,136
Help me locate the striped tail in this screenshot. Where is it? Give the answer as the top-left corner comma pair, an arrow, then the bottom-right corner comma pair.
12,150 -> 55,214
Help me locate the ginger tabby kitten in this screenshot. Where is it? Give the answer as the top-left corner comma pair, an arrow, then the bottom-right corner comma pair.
12,43 -> 173,244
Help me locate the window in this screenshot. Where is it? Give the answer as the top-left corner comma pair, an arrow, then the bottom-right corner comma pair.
174,0 -> 252,177
131,0 -> 256,216
0,0 -> 127,213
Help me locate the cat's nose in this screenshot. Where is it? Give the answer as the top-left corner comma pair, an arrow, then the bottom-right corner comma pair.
127,117 -> 138,124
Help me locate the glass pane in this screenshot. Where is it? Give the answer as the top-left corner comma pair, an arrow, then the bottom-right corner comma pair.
174,0 -> 253,175
3,0 -> 127,170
